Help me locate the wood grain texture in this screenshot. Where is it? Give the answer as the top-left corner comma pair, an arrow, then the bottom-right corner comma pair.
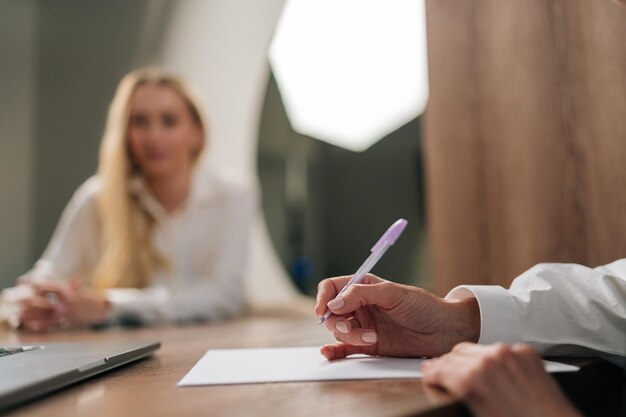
0,318 -> 465,417
423,0 -> 626,294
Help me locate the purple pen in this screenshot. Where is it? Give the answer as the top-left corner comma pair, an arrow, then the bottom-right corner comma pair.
318,218 -> 408,324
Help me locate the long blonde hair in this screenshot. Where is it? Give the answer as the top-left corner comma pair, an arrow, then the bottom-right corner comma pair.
91,68 -> 207,289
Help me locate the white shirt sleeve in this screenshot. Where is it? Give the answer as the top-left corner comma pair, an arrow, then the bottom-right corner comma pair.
165,184 -> 256,322
104,181 -> 257,324
19,178 -> 101,283
446,260 -> 626,366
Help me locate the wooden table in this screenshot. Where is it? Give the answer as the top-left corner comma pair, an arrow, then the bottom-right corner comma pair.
0,317 -> 466,417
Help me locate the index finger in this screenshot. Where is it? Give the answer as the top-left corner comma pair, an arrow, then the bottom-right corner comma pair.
314,274 -> 383,316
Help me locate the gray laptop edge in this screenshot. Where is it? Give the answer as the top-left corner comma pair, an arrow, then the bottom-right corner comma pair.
0,339 -> 160,411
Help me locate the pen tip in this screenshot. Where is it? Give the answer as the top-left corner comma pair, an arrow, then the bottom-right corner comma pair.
318,318 -> 325,325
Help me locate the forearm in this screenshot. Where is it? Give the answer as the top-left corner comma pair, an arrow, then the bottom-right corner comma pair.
169,273 -> 245,322
106,274 -> 245,325
446,259 -> 626,365
105,286 -> 172,324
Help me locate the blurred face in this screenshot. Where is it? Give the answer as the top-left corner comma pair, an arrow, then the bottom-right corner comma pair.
127,83 -> 202,179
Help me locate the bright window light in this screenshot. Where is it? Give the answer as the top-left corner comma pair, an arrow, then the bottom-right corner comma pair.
269,0 -> 429,152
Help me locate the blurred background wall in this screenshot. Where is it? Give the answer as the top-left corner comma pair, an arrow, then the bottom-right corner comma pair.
3,0 -> 625,299
257,75 -> 428,294
0,1 -> 37,289
0,0 -> 428,297
424,0 -> 626,295
0,0 -> 162,289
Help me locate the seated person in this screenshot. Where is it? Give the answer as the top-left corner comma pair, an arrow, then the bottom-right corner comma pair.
3,68 -> 255,331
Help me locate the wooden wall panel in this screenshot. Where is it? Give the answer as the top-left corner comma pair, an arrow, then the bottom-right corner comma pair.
424,0 -> 626,294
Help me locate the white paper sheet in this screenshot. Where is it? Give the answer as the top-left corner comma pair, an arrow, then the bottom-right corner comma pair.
177,346 -> 579,386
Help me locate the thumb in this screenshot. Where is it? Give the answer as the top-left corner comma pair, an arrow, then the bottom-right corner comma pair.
320,342 -> 372,361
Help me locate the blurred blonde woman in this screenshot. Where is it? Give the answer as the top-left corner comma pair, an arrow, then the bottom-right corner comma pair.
11,68 -> 255,331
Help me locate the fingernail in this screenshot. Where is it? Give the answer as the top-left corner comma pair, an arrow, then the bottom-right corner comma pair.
335,320 -> 349,334
362,331 -> 377,343
327,297 -> 344,311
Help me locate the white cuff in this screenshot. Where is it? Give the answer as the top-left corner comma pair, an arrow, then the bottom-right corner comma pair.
446,285 -> 522,346
105,287 -> 170,323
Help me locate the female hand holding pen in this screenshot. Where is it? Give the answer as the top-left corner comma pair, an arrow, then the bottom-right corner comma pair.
315,277 -> 583,417
314,274 -> 481,360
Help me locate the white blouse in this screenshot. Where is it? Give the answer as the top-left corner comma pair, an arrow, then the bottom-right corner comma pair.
21,168 -> 256,324
447,259 -> 626,368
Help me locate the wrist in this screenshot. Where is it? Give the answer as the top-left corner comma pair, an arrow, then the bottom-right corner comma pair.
442,296 -> 480,351
83,293 -> 111,325
98,297 -> 111,321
